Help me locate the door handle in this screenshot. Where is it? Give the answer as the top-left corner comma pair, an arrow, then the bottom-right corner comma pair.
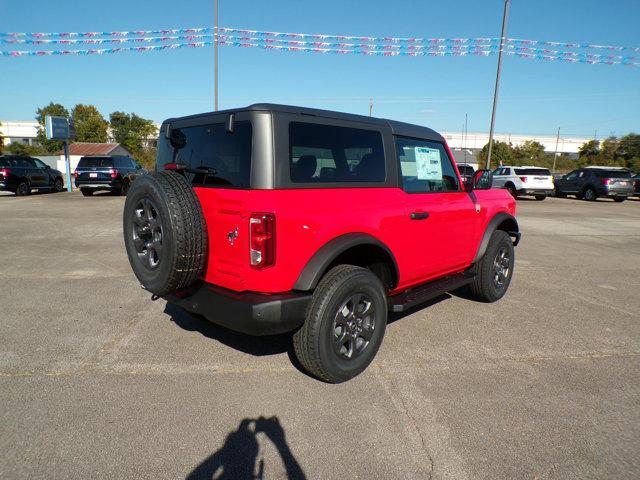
410,211 -> 429,220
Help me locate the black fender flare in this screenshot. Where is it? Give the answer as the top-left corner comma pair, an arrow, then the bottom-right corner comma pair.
293,233 -> 399,291
472,213 -> 520,263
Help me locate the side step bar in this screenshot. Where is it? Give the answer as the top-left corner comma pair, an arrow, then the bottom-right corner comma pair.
388,270 -> 476,313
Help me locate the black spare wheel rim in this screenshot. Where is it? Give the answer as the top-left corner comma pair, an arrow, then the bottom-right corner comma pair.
493,246 -> 511,288
333,293 -> 376,360
132,198 -> 163,269
123,171 -> 207,297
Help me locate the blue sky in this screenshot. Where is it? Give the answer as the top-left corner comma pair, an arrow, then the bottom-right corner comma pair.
1,0 -> 639,138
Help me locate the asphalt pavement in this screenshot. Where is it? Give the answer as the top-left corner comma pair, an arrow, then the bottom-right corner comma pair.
1,191 -> 639,479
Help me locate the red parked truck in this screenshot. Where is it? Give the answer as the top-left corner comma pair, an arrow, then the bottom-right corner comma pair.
123,104 -> 520,383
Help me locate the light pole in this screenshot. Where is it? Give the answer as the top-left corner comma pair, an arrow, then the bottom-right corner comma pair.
552,126 -> 560,173
485,0 -> 511,170
214,0 -> 219,111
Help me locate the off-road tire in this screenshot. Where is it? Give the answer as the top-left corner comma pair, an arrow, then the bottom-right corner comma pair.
123,171 -> 207,296
81,188 -> 93,197
15,180 -> 30,196
534,195 -> 546,201
293,265 -> 387,383
469,230 -> 514,303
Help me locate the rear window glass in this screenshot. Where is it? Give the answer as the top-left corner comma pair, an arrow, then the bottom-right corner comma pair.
457,165 -> 474,175
157,122 -> 252,188
289,122 -> 385,183
113,157 -> 133,169
514,168 -> 551,176
78,157 -> 113,168
594,170 -> 631,179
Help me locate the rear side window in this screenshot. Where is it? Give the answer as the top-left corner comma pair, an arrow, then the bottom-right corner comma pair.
78,157 -> 113,168
396,137 -> 460,193
113,157 -> 133,169
289,122 -> 385,183
158,122 -> 252,188
514,168 -> 551,176
594,170 -> 631,179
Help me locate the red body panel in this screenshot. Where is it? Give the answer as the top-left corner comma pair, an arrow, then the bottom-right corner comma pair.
195,184 -> 516,295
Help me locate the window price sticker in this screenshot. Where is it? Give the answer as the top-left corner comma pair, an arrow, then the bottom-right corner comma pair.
415,147 -> 442,180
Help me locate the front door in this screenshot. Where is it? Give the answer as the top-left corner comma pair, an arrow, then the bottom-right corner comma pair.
394,137 -> 479,289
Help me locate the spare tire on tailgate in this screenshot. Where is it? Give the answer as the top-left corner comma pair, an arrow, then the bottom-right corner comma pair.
123,171 -> 208,296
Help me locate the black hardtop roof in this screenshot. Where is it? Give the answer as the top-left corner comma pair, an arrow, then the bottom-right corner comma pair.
162,103 -> 444,142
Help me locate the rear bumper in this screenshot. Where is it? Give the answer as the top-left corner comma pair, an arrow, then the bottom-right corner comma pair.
601,188 -> 632,198
74,180 -> 121,189
519,188 -> 553,196
164,282 -> 312,336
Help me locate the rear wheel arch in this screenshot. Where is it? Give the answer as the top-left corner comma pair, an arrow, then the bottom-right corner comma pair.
473,213 -> 519,263
293,233 -> 399,292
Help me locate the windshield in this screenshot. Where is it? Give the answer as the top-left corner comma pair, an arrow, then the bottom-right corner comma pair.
514,168 -> 551,176
78,157 -> 113,168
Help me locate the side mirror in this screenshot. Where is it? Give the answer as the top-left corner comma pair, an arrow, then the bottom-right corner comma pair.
465,169 -> 493,191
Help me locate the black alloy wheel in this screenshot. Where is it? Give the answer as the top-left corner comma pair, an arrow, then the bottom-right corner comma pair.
493,246 -> 511,289
332,293 -> 376,360
54,178 -> 64,192
131,198 -> 163,270
16,181 -> 30,196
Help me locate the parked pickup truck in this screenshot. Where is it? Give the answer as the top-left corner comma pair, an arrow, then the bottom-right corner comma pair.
122,104 -> 520,382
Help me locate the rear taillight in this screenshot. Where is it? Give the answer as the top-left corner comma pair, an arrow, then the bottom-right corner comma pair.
249,213 -> 276,269
109,169 -> 118,179
0,168 -> 9,177
601,179 -> 610,186
73,170 -> 78,179
519,176 -> 527,183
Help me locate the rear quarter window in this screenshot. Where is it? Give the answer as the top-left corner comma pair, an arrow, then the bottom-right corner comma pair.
289,122 -> 385,183
156,122 -> 252,188
594,170 -> 631,179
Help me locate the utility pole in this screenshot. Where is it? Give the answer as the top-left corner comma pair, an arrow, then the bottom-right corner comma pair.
552,126 -> 560,173
464,113 -> 468,163
369,97 -> 373,117
485,0 -> 510,170
214,0 -> 219,111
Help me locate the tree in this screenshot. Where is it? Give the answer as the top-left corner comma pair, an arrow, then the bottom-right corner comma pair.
109,111 -> 157,157
6,142 -> 47,156
616,133 -> 640,170
513,140 -> 545,164
35,102 -> 69,153
478,140 -> 514,169
72,104 -> 108,143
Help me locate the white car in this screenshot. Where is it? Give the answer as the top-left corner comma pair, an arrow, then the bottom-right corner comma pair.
492,166 -> 554,200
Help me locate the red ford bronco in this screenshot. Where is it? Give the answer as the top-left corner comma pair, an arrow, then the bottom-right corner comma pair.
123,104 -> 520,383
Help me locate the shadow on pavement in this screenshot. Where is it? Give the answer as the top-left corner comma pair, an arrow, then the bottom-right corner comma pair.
165,303 -> 292,356
186,417 -> 306,480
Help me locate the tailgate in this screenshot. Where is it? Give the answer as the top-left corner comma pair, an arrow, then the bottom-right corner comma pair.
194,187 -> 250,291
77,168 -> 112,181
524,175 -> 554,189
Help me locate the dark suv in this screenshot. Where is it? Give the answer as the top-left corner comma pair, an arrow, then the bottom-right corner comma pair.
122,104 -> 519,383
555,168 -> 633,202
0,155 -> 65,196
74,155 -> 144,196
